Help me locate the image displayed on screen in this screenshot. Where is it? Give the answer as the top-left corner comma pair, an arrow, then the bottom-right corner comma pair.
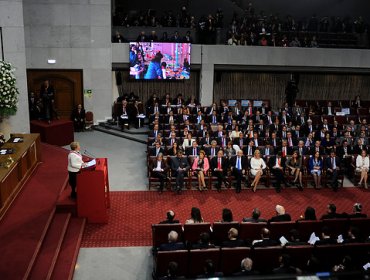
129,42 -> 191,80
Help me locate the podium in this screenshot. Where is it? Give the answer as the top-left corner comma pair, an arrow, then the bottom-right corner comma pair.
77,158 -> 110,223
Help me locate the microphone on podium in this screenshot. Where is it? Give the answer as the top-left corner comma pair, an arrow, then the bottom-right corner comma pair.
83,149 -> 96,159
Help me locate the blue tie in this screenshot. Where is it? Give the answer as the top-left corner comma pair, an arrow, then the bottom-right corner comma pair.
237,157 -> 241,170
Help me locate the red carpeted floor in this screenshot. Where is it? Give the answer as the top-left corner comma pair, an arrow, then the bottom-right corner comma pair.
81,187 -> 370,248
0,144 -> 69,280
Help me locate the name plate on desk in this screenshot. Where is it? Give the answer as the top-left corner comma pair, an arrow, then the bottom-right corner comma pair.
0,148 -> 14,155
9,137 -> 24,143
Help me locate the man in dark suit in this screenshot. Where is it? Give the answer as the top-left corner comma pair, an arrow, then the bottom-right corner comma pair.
164,111 -> 177,124
233,132 -> 247,149
170,150 -> 190,194
296,140 -> 309,157
325,150 -> 341,191
252,228 -> 279,247
320,203 -> 346,219
242,208 -> 267,223
149,124 -> 161,138
206,140 -> 219,157
159,210 -> 180,224
186,141 -> 200,156
262,142 -> 275,157
221,228 -> 245,247
269,132 -> 281,150
211,150 -> 229,192
150,141 -> 166,157
243,140 -> 256,157
230,150 -> 247,193
200,132 -> 213,148
71,104 -> 86,132
310,140 -> 325,155
336,140 -> 354,159
269,152 -> 292,192
159,230 -> 185,251
268,205 -> 292,222
150,153 -> 169,193
208,110 -> 220,124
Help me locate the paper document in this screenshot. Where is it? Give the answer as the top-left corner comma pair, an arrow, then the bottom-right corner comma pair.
279,236 -> 289,246
308,232 -> 320,245
14,137 -> 22,143
84,159 -> 96,168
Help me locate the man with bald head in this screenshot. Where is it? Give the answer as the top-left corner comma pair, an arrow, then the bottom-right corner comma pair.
268,205 -> 292,222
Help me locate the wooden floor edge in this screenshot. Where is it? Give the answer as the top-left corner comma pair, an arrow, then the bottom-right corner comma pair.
68,218 -> 87,280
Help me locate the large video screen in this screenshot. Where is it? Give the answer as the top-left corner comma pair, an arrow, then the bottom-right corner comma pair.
129,42 -> 191,80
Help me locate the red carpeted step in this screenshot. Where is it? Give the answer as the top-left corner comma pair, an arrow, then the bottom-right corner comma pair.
56,188 -> 77,216
28,213 -> 71,280
51,217 -> 86,280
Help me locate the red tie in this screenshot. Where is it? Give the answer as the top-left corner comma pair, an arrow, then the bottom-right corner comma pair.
218,158 -> 221,169
282,148 -> 286,157
278,158 -> 281,167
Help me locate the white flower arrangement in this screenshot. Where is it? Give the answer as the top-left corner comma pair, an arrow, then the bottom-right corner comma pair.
0,61 -> 19,117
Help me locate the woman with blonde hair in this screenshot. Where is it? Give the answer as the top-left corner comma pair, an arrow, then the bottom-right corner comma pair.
356,149 -> 369,189
250,149 -> 266,192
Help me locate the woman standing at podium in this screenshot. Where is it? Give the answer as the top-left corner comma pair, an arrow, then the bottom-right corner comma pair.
68,142 -> 86,199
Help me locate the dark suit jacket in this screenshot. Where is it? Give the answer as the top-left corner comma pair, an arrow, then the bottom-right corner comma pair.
325,156 -> 340,170
268,156 -> 287,169
268,214 -> 292,223
242,218 -> 267,223
170,156 -> 190,172
233,137 -> 248,147
206,146 -> 220,157
159,242 -> 185,251
159,219 -> 180,224
336,146 -> 354,158
229,156 -> 247,170
149,147 -> 166,157
253,238 -> 279,247
243,145 -> 256,156
221,239 -> 246,248
210,156 -> 229,174
149,159 -> 169,173
185,146 -> 200,156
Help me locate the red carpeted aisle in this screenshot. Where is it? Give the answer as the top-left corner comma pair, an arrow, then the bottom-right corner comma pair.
0,144 -> 69,280
81,188 -> 370,248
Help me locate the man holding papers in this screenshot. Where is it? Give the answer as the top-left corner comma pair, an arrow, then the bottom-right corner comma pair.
67,142 -> 87,199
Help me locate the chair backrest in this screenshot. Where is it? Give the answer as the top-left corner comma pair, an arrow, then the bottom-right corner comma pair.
343,243 -> 370,269
285,245 -> 314,269
188,248 -> 221,278
349,217 -> 370,238
321,218 -> 349,237
268,221 -> 297,240
239,222 -> 268,241
313,244 -> 344,270
152,224 -> 183,247
155,250 -> 188,277
220,247 -> 252,276
85,111 -> 93,122
212,222 -> 240,245
296,220 -> 323,241
252,246 -> 284,274
183,223 -> 212,244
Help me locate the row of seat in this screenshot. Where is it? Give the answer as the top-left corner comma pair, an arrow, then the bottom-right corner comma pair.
148,154 -> 347,190
154,243 -> 370,278
152,218 -> 370,248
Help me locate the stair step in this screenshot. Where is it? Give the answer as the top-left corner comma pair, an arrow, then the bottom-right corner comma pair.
28,213 -> 71,280
56,188 -> 77,216
51,217 -> 86,280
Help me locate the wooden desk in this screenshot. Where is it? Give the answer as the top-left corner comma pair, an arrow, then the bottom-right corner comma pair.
0,134 -> 41,217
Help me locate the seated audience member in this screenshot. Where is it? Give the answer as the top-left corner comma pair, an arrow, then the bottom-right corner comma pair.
71,104 -> 86,132
167,142 -> 180,156
332,256 -> 354,273
158,261 -> 184,280
286,229 -> 306,246
344,226 -> 363,243
309,151 -> 323,189
286,150 -> 303,189
192,150 -> 209,191
320,203 -> 346,219
242,208 -> 267,223
230,149 -> 247,193
297,206 -> 317,221
185,207 -> 204,224
269,205 -> 292,222
315,226 -> 336,245
305,256 -> 321,274
206,140 -> 219,157
182,133 -> 195,150
348,203 -> 367,218
170,150 -> 190,194
252,227 -> 279,247
120,100 -> 130,130
0,133 -> 5,146
211,150 -> 229,192
355,149 -> 369,189
249,149 -> 267,192
269,151 -> 292,193
325,150 -> 341,191
221,228 -> 245,247
159,210 -> 180,224
192,232 -> 215,249
221,208 -> 234,222
273,254 -> 302,275
159,231 -> 185,251
233,257 -> 258,276
224,141 -> 236,158
186,140 -> 199,156
150,153 -> 168,193
197,259 -> 223,278
150,141 -> 165,157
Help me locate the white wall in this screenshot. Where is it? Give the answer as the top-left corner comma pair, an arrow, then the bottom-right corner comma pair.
23,0 -> 112,123
0,0 -> 29,136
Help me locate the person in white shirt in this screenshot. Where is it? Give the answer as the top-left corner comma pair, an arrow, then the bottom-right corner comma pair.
250,150 -> 266,192
68,142 -> 86,199
356,149 -> 369,189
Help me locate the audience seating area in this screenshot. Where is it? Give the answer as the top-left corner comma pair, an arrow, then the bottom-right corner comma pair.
146,97 -> 370,191
152,217 -> 370,278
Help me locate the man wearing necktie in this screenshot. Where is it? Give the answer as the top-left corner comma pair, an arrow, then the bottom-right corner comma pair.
150,153 -> 169,194
325,150 -> 340,192
230,150 -> 246,193
269,151 -> 291,193
170,150 -> 190,194
211,150 -> 229,192
207,140 -> 218,157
